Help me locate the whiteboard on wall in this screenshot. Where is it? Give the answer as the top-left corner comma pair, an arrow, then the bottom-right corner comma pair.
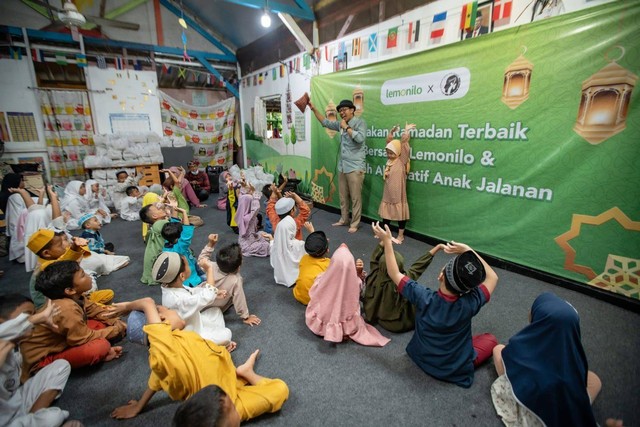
87,67 -> 162,135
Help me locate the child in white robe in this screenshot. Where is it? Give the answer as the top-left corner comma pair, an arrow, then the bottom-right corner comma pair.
119,186 -> 143,222
153,252 -> 236,351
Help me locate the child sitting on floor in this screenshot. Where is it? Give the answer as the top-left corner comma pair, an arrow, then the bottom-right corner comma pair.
111,170 -> 144,214
0,295 -> 72,427
198,234 -> 261,326
293,231 -> 330,305
19,261 -> 127,383
141,184 -> 164,241
266,186 -> 310,240
119,186 -> 143,222
139,201 -> 176,285
26,229 -> 116,308
372,222 -> 499,388
305,243 -> 387,346
270,202 -> 313,287
161,208 -> 203,288
154,252 -> 236,351
110,297 -> 289,421
362,239 -> 439,333
78,213 -> 115,254
491,292 -> 601,427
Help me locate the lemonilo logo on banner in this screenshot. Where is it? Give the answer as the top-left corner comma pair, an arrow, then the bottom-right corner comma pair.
380,67 -> 471,105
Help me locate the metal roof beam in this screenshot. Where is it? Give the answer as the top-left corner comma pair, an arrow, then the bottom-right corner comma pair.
223,0 -> 315,21
159,0 -> 236,61
1,26 -> 236,63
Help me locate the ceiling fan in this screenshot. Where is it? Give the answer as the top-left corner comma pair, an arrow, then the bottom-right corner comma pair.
27,0 -> 140,31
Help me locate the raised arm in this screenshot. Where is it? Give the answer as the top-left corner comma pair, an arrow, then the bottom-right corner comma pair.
371,222 -> 404,285
386,125 -> 399,144
9,187 -> 35,208
400,123 -> 416,166
308,101 -> 326,123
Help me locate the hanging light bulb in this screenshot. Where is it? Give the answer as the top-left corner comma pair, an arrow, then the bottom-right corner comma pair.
261,9 -> 271,28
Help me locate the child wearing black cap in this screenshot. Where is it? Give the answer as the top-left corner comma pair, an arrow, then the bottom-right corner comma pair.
372,222 -> 499,388
293,231 -> 331,305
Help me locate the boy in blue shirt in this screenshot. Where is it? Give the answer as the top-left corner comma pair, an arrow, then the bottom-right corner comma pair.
372,222 -> 499,388
161,207 -> 204,288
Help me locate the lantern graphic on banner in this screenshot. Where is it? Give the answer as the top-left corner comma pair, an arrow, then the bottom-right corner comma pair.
353,84 -> 364,116
501,48 -> 533,110
325,100 -> 338,138
574,46 -> 637,145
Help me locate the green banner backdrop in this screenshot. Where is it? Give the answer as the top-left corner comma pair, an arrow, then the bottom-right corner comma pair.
310,1 -> 640,301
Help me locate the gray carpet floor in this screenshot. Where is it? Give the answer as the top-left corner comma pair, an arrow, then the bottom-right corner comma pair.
1,204 -> 638,426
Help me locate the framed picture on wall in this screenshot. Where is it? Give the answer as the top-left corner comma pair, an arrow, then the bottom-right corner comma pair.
460,0 -> 494,40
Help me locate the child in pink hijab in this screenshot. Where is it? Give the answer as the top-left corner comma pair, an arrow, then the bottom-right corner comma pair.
305,243 -> 390,347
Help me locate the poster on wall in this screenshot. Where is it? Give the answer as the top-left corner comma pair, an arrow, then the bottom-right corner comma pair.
6,112 -> 38,142
110,113 -> 151,133
310,1 -> 640,301
158,91 -> 235,168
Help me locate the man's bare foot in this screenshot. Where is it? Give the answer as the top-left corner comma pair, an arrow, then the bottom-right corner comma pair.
332,221 -> 346,226
110,213 -> 118,219
105,346 -> 123,362
236,349 -> 260,378
348,227 -> 358,233
605,419 -> 624,427
396,235 -> 404,244
226,341 -> 237,352
62,421 -> 85,427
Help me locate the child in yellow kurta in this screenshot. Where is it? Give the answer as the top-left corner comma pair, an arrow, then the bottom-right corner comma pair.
293,231 -> 330,305
110,297 -> 289,421
27,229 -> 114,307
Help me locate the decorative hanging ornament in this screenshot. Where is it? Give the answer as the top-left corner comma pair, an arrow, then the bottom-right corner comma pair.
181,30 -> 191,62
352,84 -> 364,116
574,46 -> 637,145
324,100 -> 338,138
501,46 -> 533,110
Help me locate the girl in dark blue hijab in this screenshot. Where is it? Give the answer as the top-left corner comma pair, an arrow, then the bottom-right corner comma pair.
491,292 -> 600,427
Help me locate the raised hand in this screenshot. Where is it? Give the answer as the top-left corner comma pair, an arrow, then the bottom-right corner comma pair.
29,299 -> 60,330
404,122 -> 416,132
442,241 -> 472,254
371,221 -> 393,242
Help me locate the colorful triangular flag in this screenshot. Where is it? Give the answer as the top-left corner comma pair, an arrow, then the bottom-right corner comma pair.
75,54 -> 87,67
272,68 -> 277,80
303,53 -> 310,69
386,27 -> 398,49
115,57 -> 124,70
352,37 -> 361,57
9,47 -> 22,60
493,0 -> 512,27
31,48 -> 44,62
430,11 -> 447,44
407,21 -> 420,46
460,1 -> 478,30
55,53 -> 68,65
368,33 -> 378,53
